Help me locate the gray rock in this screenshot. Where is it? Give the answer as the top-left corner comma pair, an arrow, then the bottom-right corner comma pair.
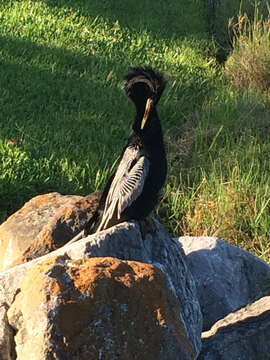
179,236 -> 270,331
0,221 -> 202,359
199,296 -> 270,360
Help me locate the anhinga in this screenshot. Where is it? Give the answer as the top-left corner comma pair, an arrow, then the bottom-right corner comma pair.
67,67 -> 167,244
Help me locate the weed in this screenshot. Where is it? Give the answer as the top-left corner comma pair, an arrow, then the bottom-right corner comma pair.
226,4 -> 270,91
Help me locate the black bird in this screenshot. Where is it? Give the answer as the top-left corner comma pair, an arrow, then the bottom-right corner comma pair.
67,67 -> 167,244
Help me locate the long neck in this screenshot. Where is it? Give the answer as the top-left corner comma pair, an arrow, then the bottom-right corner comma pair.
132,106 -> 164,147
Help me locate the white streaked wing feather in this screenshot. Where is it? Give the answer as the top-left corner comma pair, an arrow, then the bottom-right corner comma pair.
97,147 -> 149,231
106,146 -> 137,204
117,156 -> 149,217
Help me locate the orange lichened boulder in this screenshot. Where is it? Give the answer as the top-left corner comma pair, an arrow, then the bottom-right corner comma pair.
7,257 -> 195,360
0,192 -> 100,271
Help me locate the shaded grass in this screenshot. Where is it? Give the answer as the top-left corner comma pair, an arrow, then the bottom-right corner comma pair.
41,0 -> 207,40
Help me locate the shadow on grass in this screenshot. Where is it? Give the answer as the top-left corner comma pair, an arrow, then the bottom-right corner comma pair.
0,33 -> 132,147
0,34 -> 133,221
41,0 -> 207,41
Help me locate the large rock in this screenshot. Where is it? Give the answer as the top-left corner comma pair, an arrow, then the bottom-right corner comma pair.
199,296 -> 270,359
0,221 -> 202,359
0,192 -> 100,271
179,236 -> 270,331
7,256 -> 196,360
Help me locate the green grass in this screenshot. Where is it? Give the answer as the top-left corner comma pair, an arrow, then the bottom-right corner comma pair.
0,0 -> 269,263
161,91 -> 270,261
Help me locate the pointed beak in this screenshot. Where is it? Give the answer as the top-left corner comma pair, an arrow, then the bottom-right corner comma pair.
141,98 -> 153,130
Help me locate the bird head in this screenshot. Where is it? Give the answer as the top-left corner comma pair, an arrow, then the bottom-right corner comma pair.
124,67 -> 166,134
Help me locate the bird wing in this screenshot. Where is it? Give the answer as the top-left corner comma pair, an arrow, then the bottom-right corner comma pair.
118,154 -> 149,216
97,146 -> 150,231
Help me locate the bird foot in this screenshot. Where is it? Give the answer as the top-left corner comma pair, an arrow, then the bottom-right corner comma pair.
138,216 -> 157,239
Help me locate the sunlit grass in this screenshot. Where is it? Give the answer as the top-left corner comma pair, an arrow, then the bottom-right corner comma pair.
159,90 -> 270,263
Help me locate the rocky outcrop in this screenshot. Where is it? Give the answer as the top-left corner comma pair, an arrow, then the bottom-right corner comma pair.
0,219 -> 202,360
199,296 -> 270,360
1,192 -> 270,359
179,236 -> 270,331
7,256 -> 195,360
0,192 -> 100,271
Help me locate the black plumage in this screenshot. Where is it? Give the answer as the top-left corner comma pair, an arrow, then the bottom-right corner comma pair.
65,67 -> 167,246
83,67 -> 167,235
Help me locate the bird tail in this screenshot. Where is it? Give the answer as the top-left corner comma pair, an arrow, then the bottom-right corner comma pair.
124,67 -> 166,110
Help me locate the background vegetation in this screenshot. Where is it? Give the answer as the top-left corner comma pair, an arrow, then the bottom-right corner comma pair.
0,0 -> 269,263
